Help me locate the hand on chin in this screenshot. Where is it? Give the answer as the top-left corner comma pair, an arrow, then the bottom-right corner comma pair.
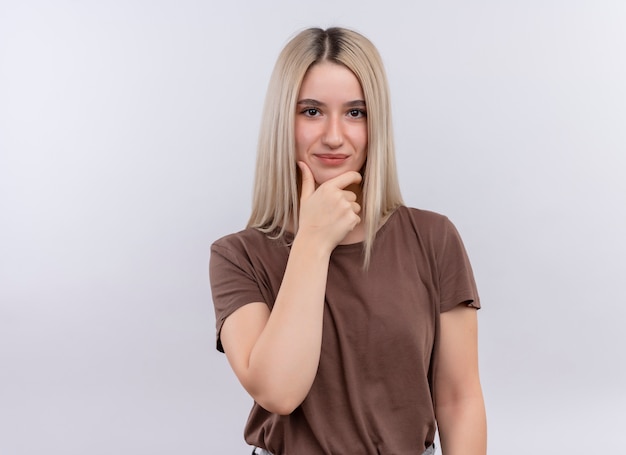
311,167 -> 347,187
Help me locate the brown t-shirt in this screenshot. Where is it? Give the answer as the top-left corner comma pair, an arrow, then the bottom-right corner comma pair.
210,206 -> 480,454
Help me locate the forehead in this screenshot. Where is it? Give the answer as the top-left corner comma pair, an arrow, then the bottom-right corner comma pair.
298,62 -> 364,98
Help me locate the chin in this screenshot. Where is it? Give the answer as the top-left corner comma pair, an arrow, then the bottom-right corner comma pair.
312,168 -> 347,186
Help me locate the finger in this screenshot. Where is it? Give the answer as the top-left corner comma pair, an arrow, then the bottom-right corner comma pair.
351,214 -> 361,228
297,161 -> 315,201
341,190 -> 357,202
351,202 -> 361,214
324,170 -> 362,190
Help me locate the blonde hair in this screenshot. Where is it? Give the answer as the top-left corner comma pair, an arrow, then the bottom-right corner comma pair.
248,27 -> 403,267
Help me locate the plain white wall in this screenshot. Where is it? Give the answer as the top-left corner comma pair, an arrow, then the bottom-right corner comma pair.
1,1 -> 625,453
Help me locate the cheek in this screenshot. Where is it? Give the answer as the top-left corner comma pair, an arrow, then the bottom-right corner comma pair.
294,124 -> 317,158
349,125 -> 368,154
294,121 -> 305,152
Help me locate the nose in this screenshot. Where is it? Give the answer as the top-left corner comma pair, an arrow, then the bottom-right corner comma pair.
321,115 -> 344,149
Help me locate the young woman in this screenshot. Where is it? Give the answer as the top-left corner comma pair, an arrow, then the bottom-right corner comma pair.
210,27 -> 487,455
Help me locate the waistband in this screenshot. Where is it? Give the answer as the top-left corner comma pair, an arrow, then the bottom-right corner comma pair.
252,443 -> 436,455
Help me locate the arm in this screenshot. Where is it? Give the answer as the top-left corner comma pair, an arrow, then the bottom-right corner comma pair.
435,304 -> 487,455
220,163 -> 362,415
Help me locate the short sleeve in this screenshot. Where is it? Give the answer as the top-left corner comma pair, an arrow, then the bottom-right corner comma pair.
209,240 -> 266,352
437,218 -> 481,313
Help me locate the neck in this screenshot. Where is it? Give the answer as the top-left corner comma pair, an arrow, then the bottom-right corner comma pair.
339,220 -> 366,245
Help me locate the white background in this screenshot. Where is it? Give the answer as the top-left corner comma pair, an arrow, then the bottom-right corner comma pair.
1,1 -> 625,453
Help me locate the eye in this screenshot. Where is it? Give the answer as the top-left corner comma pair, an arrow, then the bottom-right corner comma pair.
348,109 -> 366,118
301,108 -> 320,117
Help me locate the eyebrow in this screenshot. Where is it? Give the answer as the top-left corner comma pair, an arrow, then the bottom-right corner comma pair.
297,98 -> 366,108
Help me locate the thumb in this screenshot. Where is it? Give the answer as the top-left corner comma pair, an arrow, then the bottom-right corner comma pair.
297,161 -> 315,201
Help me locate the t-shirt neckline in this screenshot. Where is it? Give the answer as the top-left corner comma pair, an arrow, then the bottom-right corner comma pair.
281,206 -> 403,253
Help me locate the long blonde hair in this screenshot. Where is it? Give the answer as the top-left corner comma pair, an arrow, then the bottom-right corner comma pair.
248,27 -> 403,267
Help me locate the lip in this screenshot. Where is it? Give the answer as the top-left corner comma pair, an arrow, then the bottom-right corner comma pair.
314,154 -> 349,166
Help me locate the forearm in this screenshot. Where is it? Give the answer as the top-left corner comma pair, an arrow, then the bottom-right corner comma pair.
436,394 -> 487,455
246,233 -> 330,414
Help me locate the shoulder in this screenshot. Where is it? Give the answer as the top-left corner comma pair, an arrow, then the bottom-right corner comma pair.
211,228 -> 291,268
387,206 -> 467,253
395,205 -> 449,224
212,228 -> 267,253
392,206 -> 454,235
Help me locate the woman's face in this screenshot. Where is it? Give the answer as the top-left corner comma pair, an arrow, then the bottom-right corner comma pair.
295,62 -> 368,186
